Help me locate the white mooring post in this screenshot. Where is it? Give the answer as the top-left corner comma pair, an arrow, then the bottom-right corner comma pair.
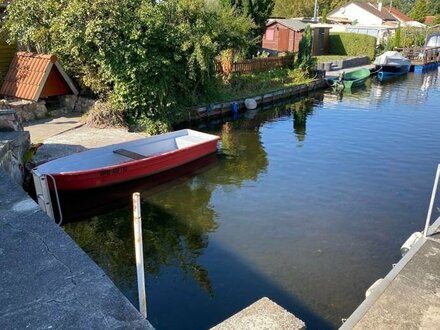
423,164 -> 440,238
133,192 -> 147,319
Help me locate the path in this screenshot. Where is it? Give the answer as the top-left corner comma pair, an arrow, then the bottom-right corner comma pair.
24,115 -> 147,164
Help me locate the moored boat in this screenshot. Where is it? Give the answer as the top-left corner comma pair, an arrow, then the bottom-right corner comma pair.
32,129 -> 220,191
341,68 -> 371,89
374,51 -> 411,81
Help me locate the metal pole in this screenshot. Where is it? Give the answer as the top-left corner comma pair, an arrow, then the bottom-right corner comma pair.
133,192 -> 147,318
313,0 -> 318,22
423,164 -> 440,237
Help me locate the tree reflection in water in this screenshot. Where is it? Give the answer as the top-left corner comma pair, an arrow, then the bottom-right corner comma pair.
65,94 -> 324,301
65,182 -> 217,296
291,98 -> 315,143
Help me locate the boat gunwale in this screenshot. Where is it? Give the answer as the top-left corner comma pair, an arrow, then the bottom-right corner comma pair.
32,129 -> 220,177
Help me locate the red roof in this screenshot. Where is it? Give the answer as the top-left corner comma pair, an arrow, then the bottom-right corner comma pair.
352,2 -> 396,20
425,16 -> 435,24
0,52 -> 78,101
384,7 -> 412,22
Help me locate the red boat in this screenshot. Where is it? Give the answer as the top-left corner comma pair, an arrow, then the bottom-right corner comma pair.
32,129 -> 220,191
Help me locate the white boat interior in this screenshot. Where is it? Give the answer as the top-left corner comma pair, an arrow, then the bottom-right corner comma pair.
374,51 -> 411,67
34,129 -> 219,174
426,34 -> 440,48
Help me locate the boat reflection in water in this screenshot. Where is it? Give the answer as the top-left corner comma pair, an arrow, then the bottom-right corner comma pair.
63,154 -> 220,297
59,153 -> 219,222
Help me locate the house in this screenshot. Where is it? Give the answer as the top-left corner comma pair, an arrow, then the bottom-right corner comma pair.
262,19 -> 331,55
383,7 -> 412,23
328,1 -> 397,26
0,52 -> 78,102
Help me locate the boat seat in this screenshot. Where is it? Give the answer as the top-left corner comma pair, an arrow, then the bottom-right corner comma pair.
113,149 -> 147,160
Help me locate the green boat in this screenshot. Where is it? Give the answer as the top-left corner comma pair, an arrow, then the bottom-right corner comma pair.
342,68 -> 371,89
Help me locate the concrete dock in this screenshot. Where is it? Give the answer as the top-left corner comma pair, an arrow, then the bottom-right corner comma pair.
341,217 -> 440,329
211,297 -> 305,330
0,168 -> 154,329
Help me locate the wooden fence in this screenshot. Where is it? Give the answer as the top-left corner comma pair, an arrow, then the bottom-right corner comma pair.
0,43 -> 16,84
215,55 -> 295,75
399,46 -> 440,65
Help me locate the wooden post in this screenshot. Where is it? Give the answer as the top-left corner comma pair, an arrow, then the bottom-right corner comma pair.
133,192 -> 147,319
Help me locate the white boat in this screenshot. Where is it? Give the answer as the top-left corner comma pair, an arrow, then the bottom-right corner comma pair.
374,51 -> 411,81
32,129 -> 220,191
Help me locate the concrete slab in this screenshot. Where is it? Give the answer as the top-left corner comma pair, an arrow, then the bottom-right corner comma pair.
341,218 -> 440,330
0,169 -> 154,330
24,115 -> 84,144
32,126 -> 147,164
211,297 -> 306,330
22,115 -> 147,164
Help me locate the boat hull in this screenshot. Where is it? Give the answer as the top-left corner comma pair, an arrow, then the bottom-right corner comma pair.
33,130 -> 220,191
342,68 -> 371,90
377,65 -> 410,81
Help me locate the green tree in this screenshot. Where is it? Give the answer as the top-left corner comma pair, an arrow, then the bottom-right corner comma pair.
4,0 -> 254,133
296,25 -> 316,74
3,0 -> 67,52
273,0 -> 314,17
321,8 -> 328,23
273,0 -> 332,20
221,0 -> 274,54
409,0 -> 428,22
394,24 -> 401,48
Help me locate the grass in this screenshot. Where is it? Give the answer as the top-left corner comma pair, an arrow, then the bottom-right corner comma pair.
202,68 -> 314,104
314,55 -> 351,63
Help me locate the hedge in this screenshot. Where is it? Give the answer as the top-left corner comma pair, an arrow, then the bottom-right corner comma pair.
329,32 -> 376,60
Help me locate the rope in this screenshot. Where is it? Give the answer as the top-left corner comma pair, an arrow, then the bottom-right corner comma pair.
324,78 -> 336,87
46,174 -> 63,225
370,66 -> 383,75
325,77 -> 344,91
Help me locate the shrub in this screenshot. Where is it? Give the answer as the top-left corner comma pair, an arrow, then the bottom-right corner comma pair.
296,25 -> 316,74
386,27 -> 426,50
329,32 -> 376,60
83,101 -> 126,128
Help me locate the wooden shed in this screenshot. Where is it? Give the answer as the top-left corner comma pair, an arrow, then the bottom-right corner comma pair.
262,19 -> 331,56
0,52 -> 78,102
262,19 -> 306,53
311,25 -> 332,56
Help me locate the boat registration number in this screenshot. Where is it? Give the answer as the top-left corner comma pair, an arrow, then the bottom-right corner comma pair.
100,166 -> 128,177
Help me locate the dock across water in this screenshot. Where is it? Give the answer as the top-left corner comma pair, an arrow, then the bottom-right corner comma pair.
341,216 -> 440,329
401,46 -> 440,73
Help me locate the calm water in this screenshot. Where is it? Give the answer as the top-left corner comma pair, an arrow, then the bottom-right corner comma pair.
64,70 -> 440,329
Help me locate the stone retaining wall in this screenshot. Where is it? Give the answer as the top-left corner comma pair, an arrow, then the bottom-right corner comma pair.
195,78 -> 327,120
1,100 -> 48,121
0,109 -> 29,184
0,96 -> 97,122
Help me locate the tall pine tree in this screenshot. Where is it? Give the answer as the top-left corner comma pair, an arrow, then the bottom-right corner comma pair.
409,0 -> 428,22
296,25 -> 315,74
